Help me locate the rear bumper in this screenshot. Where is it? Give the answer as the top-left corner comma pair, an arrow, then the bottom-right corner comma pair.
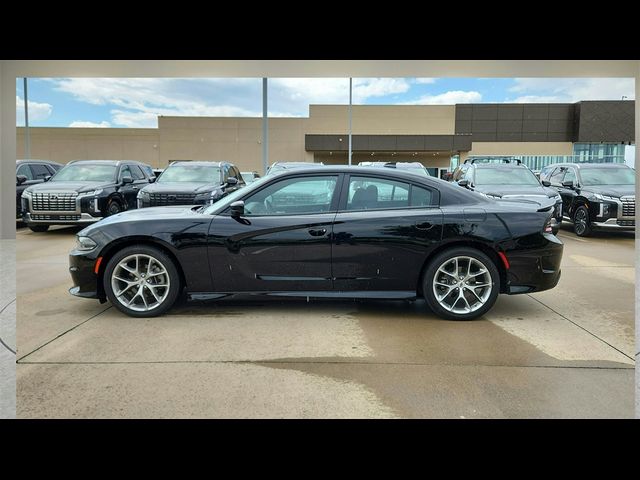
504,233 -> 564,295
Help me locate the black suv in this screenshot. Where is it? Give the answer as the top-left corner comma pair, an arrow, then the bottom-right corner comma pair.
21,160 -> 155,232
137,161 -> 245,208
16,159 -> 63,220
452,159 -> 562,234
539,162 -> 635,236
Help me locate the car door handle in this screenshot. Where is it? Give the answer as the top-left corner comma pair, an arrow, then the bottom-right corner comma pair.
415,221 -> 434,230
308,228 -> 327,237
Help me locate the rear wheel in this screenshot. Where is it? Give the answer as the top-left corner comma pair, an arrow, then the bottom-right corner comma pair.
28,225 -> 49,232
422,247 -> 500,321
106,199 -> 123,216
103,245 -> 181,318
573,206 -> 592,237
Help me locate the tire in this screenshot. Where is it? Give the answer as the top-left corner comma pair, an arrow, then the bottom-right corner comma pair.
103,245 -> 181,318
573,205 -> 592,237
422,247 -> 500,321
28,225 -> 49,232
106,199 -> 123,216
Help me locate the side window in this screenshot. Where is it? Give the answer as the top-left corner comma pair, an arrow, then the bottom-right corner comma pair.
47,164 -> 60,175
463,167 -> 475,183
129,165 -> 146,181
549,168 -> 565,186
222,164 -> 231,182
119,165 -> 132,181
242,175 -> 338,216
563,168 -> 576,185
17,164 -> 34,180
346,176 -> 410,211
410,185 -> 438,207
30,164 -> 51,180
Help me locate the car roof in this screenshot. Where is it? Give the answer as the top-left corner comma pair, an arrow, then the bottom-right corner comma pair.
168,161 -> 226,167
16,159 -> 63,165
472,162 -> 529,169
66,160 -> 148,166
551,162 -> 630,169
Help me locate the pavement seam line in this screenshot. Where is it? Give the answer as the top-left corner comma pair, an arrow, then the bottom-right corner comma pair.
14,360 -> 634,370
527,294 -> 635,362
16,305 -> 112,363
0,298 -> 17,355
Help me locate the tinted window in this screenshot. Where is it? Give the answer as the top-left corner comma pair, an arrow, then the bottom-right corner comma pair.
140,165 -> 154,177
347,176 -> 410,211
47,164 -> 62,173
30,164 -> 52,179
129,165 -> 146,180
243,175 -> 338,216
51,164 -> 117,182
563,168 -> 576,185
17,163 -> 34,180
549,168 -> 565,186
410,185 -> 437,207
119,165 -> 133,181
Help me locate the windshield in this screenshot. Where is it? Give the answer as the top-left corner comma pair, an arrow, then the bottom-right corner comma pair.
159,164 -> 221,183
475,167 -> 539,186
580,167 -> 635,186
51,164 -> 116,182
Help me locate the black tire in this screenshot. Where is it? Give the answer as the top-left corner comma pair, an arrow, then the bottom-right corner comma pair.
106,198 -> 123,216
573,205 -> 592,237
103,244 -> 181,318
28,225 -> 49,232
422,247 -> 500,321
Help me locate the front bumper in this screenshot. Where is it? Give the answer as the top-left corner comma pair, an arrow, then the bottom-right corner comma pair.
504,233 -> 564,295
69,249 -> 102,300
591,218 -> 635,230
24,212 -> 103,225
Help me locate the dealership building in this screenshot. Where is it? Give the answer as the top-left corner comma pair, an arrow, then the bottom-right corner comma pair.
16,100 -> 635,178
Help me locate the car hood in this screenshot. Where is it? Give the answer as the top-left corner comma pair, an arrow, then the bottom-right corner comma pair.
79,205 -> 203,235
142,182 -> 219,194
582,184 -> 635,198
25,181 -> 111,193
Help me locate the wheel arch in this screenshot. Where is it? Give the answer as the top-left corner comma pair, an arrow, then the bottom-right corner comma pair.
95,236 -> 186,300
416,240 -> 508,297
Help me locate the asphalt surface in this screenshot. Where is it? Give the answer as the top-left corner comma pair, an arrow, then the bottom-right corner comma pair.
14,223 -> 636,418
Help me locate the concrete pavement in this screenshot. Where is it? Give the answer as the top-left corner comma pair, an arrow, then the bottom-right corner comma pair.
15,224 -> 635,418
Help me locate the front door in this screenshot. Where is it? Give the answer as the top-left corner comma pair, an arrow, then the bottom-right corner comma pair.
207,174 -> 341,292
332,174 -> 443,292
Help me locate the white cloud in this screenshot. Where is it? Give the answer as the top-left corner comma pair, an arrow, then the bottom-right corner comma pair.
402,90 -> 482,105
507,78 -> 635,102
68,120 -> 111,128
413,78 -> 437,84
352,78 -> 410,100
16,96 -> 53,123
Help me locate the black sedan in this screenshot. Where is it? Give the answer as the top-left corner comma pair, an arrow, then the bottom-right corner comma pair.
68,167 -> 563,321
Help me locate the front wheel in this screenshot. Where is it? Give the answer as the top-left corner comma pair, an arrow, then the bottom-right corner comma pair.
573,205 -> 592,237
422,247 -> 500,321
103,245 -> 181,317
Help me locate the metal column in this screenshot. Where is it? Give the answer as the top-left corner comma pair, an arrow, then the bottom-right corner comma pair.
348,77 -> 352,166
262,77 -> 268,174
23,77 -> 30,159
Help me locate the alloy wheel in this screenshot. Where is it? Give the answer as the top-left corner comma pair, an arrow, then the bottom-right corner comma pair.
574,209 -> 587,235
432,256 -> 493,314
110,254 -> 170,312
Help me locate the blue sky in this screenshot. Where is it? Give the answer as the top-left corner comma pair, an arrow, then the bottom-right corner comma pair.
16,77 -> 635,128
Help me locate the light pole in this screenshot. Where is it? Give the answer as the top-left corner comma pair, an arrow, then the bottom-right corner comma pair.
24,78 -> 31,159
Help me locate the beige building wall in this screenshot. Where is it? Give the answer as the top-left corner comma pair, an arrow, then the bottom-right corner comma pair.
307,105 -> 456,134
466,141 -> 573,157
16,127 -> 160,166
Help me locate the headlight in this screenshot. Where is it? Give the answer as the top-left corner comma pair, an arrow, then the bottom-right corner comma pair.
22,190 -> 32,199
79,189 -> 103,197
137,190 -> 150,200
76,236 -> 97,251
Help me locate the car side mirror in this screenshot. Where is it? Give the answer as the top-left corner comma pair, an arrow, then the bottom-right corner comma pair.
541,180 -> 551,187
122,176 -> 133,185
226,177 -> 238,186
16,175 -> 27,185
230,200 -> 245,217
561,180 -> 574,189
457,179 -> 469,188
149,176 -> 156,183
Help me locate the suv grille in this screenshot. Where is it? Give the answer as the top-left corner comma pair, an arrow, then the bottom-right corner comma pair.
149,193 -> 197,206
31,214 -> 81,221
621,196 -> 635,217
32,192 -> 78,211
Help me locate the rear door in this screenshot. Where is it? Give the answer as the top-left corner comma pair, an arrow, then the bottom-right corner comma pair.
208,173 -> 341,292
332,174 -> 443,292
